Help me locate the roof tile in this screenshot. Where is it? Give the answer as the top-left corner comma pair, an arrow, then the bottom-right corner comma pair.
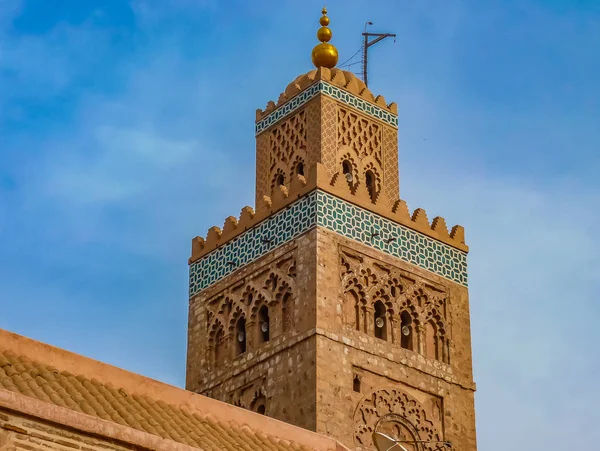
0,349 -> 327,451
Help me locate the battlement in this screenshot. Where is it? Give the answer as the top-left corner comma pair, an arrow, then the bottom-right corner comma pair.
189,163 -> 467,265
255,67 -> 397,122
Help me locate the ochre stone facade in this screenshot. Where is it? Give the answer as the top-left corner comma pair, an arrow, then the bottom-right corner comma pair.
187,67 -> 477,450
255,73 -> 400,208
187,232 -> 319,431
314,229 -> 476,451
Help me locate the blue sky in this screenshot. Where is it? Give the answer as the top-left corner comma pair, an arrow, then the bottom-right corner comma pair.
1,0 -> 599,449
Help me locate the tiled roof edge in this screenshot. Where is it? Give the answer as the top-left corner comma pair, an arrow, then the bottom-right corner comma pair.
0,388 -> 199,451
0,328 -> 348,451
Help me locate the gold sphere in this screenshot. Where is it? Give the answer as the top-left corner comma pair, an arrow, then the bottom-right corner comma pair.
319,15 -> 330,26
317,26 -> 332,42
312,42 -> 338,68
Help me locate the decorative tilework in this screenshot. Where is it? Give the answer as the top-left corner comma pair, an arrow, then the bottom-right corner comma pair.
189,193 -> 318,296
189,192 -> 468,296
315,192 -> 468,287
255,82 -> 398,135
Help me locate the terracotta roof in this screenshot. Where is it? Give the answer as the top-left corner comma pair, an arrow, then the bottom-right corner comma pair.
0,329 -> 343,451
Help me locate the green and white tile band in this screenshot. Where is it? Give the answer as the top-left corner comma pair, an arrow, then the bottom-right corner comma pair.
189,191 -> 468,296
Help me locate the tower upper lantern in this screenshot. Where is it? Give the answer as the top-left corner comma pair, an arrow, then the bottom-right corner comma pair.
254,8 -> 401,210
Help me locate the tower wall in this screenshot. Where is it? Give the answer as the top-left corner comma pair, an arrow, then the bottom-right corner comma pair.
188,60 -> 476,449
314,228 -> 477,450
186,232 -> 319,431
255,69 -> 400,209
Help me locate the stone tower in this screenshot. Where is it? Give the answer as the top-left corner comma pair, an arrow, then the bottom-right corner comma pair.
186,9 -> 477,451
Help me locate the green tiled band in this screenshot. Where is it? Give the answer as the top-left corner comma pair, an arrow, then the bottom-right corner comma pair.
255,81 -> 398,135
189,191 -> 467,297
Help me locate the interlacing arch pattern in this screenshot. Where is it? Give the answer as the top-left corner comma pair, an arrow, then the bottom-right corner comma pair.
340,250 -> 451,364
354,387 -> 443,450
268,111 -> 307,195
206,256 -> 297,368
338,107 -> 382,165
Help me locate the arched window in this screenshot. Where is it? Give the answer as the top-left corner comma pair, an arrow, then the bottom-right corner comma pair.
296,162 -> 304,176
236,317 -> 247,355
258,305 -> 270,343
276,174 -> 285,186
214,328 -> 225,366
342,160 -> 353,183
425,321 -> 438,360
365,170 -> 376,202
374,301 -> 387,341
400,311 -> 413,351
282,292 -> 293,333
251,395 -> 267,415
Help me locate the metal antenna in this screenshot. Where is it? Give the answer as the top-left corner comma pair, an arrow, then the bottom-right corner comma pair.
362,22 -> 396,87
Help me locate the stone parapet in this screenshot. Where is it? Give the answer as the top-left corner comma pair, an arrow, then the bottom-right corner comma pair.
189,163 -> 467,265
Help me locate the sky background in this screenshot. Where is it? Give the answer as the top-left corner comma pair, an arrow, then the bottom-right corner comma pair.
1,0 -> 599,449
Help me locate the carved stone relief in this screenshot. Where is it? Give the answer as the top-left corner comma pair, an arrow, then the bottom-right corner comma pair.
205,253 -> 297,368
340,248 -> 450,363
354,387 -> 443,451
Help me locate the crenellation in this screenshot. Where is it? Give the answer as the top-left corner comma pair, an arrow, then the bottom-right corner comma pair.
255,68 -> 397,121
189,163 -> 468,265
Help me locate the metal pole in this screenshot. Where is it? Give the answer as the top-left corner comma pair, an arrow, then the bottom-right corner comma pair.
361,28 -> 396,87
363,32 -> 369,86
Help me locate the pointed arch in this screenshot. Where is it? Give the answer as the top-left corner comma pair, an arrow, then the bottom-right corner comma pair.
374,300 -> 387,341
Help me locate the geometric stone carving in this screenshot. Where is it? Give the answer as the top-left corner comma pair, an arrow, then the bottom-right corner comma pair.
354,387 -> 443,451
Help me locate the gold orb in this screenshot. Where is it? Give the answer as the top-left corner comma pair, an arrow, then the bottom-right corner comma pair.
317,26 -> 332,42
312,42 -> 338,68
319,15 -> 330,26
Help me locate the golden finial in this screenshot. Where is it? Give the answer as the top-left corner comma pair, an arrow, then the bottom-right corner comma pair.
311,6 -> 338,69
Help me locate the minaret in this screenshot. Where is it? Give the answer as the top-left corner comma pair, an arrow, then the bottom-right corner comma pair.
186,8 -> 477,451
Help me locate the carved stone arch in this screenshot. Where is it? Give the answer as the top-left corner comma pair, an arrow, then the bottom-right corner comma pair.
228,305 -> 246,333
270,164 -> 287,192
412,286 -> 429,308
208,318 -> 227,367
249,293 -> 269,320
263,270 -> 280,293
353,387 -> 442,450
289,153 -> 306,179
337,150 -> 359,192
274,279 -> 293,304
387,276 -> 406,299
268,265 -> 295,290
241,285 -> 258,307
359,267 -> 379,298
216,295 -> 235,317
250,386 -> 268,415
208,317 -> 226,344
361,159 -> 383,204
